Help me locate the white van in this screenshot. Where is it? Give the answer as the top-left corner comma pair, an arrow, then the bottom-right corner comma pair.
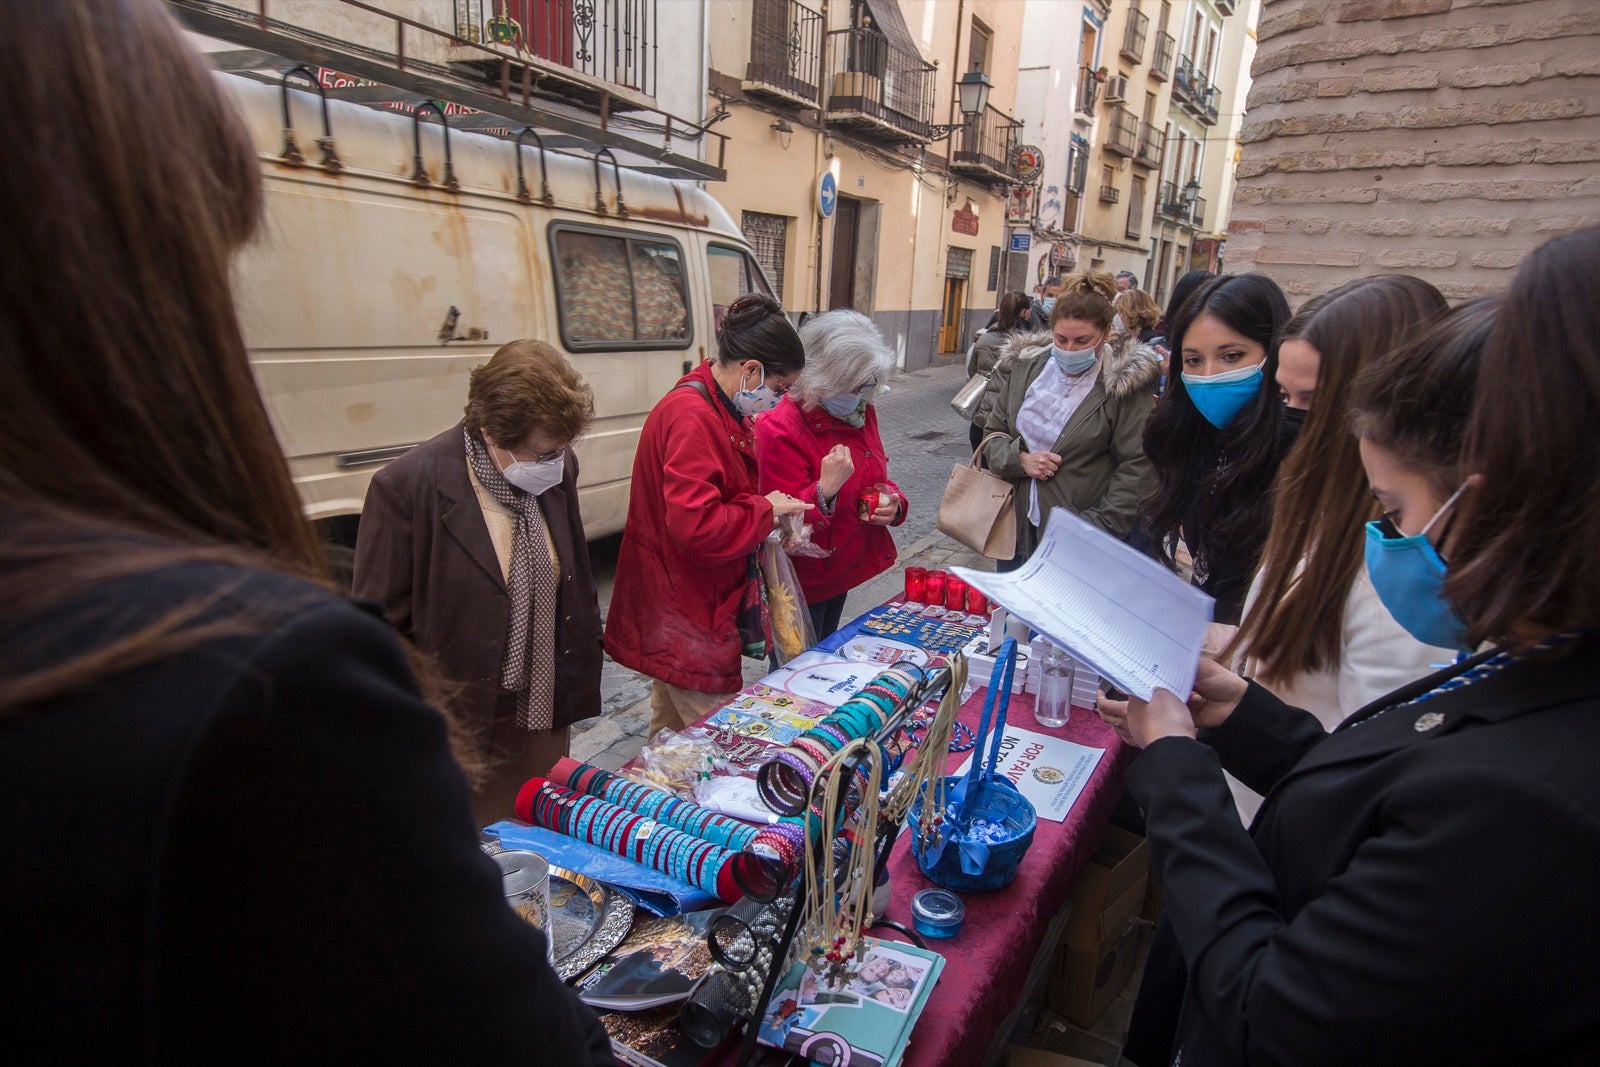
219,72 -> 774,548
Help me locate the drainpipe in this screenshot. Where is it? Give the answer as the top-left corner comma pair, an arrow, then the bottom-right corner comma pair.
814,0 -> 830,314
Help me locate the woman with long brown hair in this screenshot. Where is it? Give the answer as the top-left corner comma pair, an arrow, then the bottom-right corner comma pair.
0,3 -> 608,1059
1220,275 -> 1452,819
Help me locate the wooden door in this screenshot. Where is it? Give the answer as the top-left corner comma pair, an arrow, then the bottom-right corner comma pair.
938,276 -> 968,353
828,197 -> 861,309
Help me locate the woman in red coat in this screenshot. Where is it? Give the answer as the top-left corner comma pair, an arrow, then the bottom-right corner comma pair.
755,309 -> 907,639
605,294 -> 811,738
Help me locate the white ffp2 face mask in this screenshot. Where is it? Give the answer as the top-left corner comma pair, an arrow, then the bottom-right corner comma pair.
498,449 -> 565,496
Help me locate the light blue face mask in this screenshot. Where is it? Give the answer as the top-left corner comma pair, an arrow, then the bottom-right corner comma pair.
1363,482 -> 1471,650
733,366 -> 780,417
820,380 -> 876,424
1181,361 -> 1264,429
1041,296 -> 1057,316
1051,344 -> 1097,376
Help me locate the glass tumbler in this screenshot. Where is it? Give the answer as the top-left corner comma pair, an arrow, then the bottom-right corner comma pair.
1034,642 -> 1074,729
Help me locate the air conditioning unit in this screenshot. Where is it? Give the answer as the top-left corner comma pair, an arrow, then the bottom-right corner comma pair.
1104,74 -> 1130,103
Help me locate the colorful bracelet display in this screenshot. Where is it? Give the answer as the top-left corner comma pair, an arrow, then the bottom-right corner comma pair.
546,757 -> 761,854
515,778 -> 763,903
755,665 -> 923,817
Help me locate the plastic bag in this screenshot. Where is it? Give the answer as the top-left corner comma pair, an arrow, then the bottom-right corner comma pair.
776,510 -> 830,559
630,727 -> 719,797
759,533 -> 816,664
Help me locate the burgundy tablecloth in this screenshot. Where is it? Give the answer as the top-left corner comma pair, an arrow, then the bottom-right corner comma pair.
700,686 -> 1133,1067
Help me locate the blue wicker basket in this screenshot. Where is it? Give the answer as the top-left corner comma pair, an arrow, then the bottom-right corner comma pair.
908,638 -> 1037,892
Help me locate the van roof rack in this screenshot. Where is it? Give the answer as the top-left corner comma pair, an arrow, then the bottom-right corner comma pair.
169,0 -> 727,183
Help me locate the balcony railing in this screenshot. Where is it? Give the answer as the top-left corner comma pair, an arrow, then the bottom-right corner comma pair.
452,0 -> 658,98
1155,179 -> 1201,226
1191,195 -> 1207,229
953,102 -> 1022,181
1150,31 -> 1175,81
1120,9 -> 1149,65
1134,120 -> 1162,168
1105,104 -> 1139,157
1075,66 -> 1099,116
1173,53 -> 1219,126
1216,0 -> 1237,15
824,27 -> 935,143
744,0 -> 824,107
1099,185 -> 1121,204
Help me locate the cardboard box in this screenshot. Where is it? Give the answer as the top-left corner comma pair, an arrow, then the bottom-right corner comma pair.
1007,1013 -> 1124,1066
1063,826 -> 1149,949
1046,826 -> 1151,1028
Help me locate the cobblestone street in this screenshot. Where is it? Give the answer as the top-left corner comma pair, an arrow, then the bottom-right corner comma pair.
573,358 -> 990,769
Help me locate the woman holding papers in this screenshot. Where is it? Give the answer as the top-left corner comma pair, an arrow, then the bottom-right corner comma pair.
1218,276 -> 1456,821
1108,226 -> 1600,1067
1140,274 -> 1292,624
978,270 -> 1162,565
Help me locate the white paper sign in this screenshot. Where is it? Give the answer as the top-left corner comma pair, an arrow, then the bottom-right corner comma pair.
955,725 -> 1104,822
954,510 -> 1213,701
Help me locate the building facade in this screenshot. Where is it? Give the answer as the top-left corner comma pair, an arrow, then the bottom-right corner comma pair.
1225,0 -> 1600,303
710,0 -> 1025,369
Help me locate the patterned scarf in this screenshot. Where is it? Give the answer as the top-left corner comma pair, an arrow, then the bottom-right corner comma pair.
463,428 -> 559,730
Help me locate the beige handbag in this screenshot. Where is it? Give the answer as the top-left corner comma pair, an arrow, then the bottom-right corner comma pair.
937,432 -> 1017,560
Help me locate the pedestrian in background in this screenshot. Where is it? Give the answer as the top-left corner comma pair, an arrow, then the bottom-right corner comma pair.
1114,287 -> 1163,348
1140,273 -> 1292,625
1219,274 -> 1454,821
1109,225 -> 1600,1067
980,270 -> 1161,567
755,309 -> 906,640
1115,270 -> 1139,293
0,3 -> 610,1060
605,294 -> 811,738
354,339 -> 603,826
966,291 -> 1032,450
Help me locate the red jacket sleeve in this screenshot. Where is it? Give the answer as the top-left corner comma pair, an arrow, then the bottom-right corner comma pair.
755,407 -> 832,536
660,407 -> 775,566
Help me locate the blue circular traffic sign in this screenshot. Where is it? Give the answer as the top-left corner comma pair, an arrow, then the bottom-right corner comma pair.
818,171 -> 838,219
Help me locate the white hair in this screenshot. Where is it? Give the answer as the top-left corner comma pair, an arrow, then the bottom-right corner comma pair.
792,309 -> 895,410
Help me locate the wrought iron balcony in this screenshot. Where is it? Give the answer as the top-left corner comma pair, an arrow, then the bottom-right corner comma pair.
1191,195 -> 1207,229
1076,66 -> 1100,117
1099,185 -> 1121,204
953,103 -> 1022,182
1155,179 -> 1201,226
1173,53 -> 1219,126
1134,120 -> 1162,169
1150,31 -> 1174,81
824,27 -> 935,144
451,0 -> 658,99
1120,9 -> 1149,65
744,0 -> 824,108
1104,105 -> 1139,157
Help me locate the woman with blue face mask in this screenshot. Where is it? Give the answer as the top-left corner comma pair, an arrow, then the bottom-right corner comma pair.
978,270 -> 1163,569
1100,225 -> 1600,1067
606,294 -> 814,738
755,309 -> 905,639
1140,273 -> 1292,624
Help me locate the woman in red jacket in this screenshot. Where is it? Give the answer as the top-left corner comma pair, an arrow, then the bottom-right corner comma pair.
755,309 -> 907,639
605,294 -> 812,738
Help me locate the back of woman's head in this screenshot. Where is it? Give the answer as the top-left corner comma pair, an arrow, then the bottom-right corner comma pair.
997,291 -> 1030,332
1232,274 -> 1448,681
715,293 -> 805,375
1050,270 -> 1118,331
792,309 -> 894,408
1142,273 -> 1292,555
1349,297 -> 1496,496
1115,288 -> 1161,333
1447,224 -> 1600,647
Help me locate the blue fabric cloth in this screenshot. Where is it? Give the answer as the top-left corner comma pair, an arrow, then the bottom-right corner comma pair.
483,822 -> 719,916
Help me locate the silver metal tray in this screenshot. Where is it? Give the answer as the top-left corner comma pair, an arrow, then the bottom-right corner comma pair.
482,841 -> 635,982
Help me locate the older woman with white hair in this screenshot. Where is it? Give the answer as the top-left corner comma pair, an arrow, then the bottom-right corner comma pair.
755,309 -> 906,638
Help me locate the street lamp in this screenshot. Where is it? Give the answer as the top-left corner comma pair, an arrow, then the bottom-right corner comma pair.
929,69 -> 992,139
1179,178 -> 1201,204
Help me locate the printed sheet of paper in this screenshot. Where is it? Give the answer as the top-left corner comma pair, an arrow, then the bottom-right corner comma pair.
954,725 -> 1103,822
953,510 -> 1213,702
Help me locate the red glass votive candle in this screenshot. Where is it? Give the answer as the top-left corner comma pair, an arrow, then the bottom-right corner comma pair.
944,576 -> 968,612
904,566 -> 927,603
924,570 -> 947,607
965,586 -> 988,615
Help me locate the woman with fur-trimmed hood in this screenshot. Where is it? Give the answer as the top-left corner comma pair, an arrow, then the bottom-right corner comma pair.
978,270 -> 1161,566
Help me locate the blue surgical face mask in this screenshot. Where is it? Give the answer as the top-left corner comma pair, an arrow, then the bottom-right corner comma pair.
1181,361 -> 1264,429
1363,482 -> 1471,650
1041,296 -> 1056,315
733,366 -> 780,417
1051,343 -> 1098,376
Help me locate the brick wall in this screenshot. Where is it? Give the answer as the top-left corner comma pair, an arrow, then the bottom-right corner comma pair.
1227,0 -> 1600,301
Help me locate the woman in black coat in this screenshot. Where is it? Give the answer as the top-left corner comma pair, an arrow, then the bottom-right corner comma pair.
1101,227 -> 1600,1066
0,4 -> 609,1061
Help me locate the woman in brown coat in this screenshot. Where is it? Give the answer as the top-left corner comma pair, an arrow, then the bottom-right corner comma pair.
354,340 -> 604,825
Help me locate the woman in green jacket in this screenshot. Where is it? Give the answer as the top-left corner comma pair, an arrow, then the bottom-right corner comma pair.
979,269 -> 1162,567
